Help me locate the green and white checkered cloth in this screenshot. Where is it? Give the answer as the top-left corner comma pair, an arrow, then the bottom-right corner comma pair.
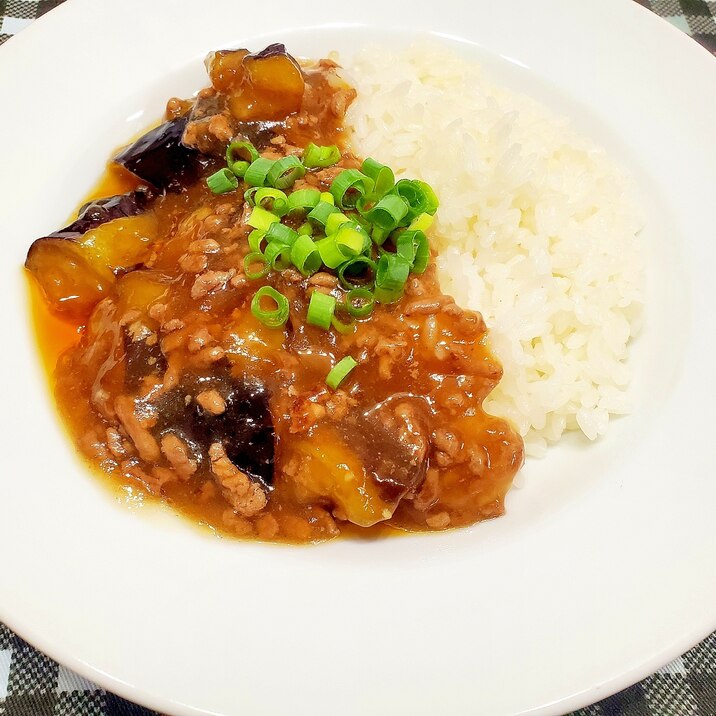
1,1 -> 714,715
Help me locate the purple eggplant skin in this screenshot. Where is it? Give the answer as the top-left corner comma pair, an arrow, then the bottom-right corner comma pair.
153,370 -> 275,489
47,188 -> 155,240
249,43 -> 288,60
114,117 -> 203,193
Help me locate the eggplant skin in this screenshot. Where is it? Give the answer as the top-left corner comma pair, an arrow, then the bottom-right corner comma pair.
250,43 -> 288,60
153,371 -> 275,488
114,117 -> 202,193
51,189 -> 155,240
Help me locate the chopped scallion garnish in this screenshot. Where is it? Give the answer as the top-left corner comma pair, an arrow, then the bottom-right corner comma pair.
307,291 -> 336,330
244,157 -> 276,187
267,155 -> 306,190
265,222 -> 299,246
243,252 -> 271,280
290,234 -> 322,276
329,169 -> 374,209
345,287 -> 375,318
255,187 -> 289,216
251,286 -> 289,328
248,206 -> 280,232
326,356 -> 358,389
287,188 -> 321,215
303,143 -> 341,169
361,158 -> 395,199
206,168 -> 238,194
226,140 -> 259,177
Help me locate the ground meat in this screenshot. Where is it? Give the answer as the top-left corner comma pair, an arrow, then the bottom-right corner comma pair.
196,389 -> 226,415
160,433 -> 198,479
191,269 -> 235,299
208,443 -> 267,517
114,396 -> 160,462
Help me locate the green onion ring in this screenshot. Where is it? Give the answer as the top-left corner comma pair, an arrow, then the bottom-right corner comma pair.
226,140 -> 259,177
243,252 -> 271,280
290,234 -> 322,276
255,187 -> 289,216
264,241 -> 293,271
247,229 -> 267,253
306,291 -> 336,330
265,222 -> 299,246
329,169 -> 374,209
338,256 -> 377,289
287,188 -> 321,215
206,168 -> 238,194
360,158 -> 395,199
345,287 -> 376,318
244,157 -> 276,187
303,143 -> 341,169
326,356 -> 358,389
251,286 -> 289,328
267,155 -> 306,190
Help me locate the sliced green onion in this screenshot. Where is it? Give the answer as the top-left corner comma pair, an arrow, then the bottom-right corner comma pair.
325,211 -> 351,236
206,168 -> 238,194
307,291 -> 336,330
287,188 -> 321,215
416,180 -> 439,215
333,224 -> 365,257
316,236 -> 349,269
371,225 -> 390,246
243,252 -> 270,280
361,158 -> 395,198
360,193 -> 409,231
226,140 -> 259,177
345,287 -> 375,318
329,169 -> 374,209
374,286 -> 403,304
392,179 -> 429,220
320,191 -> 335,205
290,234 -> 322,276
376,253 -> 410,293
251,286 -> 289,328
396,229 -> 430,273
244,157 -> 276,187
331,315 -> 355,335
338,256 -> 377,289
326,356 -> 358,389
255,187 -> 289,216
297,222 -> 313,236
307,200 -> 339,228
267,155 -> 306,190
247,229 -> 267,253
303,143 -> 341,169
244,186 -> 261,206
248,206 -> 280,232
265,222 -> 299,246
264,241 -> 293,270
408,212 -> 434,232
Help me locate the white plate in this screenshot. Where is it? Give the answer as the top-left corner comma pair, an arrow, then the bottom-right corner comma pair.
1,1 -> 714,714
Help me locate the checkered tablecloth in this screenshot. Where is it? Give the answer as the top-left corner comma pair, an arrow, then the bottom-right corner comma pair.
1,1 -> 715,715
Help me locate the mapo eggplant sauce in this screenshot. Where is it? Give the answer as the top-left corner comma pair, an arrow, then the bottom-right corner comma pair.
26,44 -> 524,543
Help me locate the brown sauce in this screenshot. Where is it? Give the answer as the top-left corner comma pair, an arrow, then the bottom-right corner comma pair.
27,46 -> 524,543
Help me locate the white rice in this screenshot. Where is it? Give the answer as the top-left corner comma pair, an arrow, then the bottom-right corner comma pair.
346,44 -> 644,457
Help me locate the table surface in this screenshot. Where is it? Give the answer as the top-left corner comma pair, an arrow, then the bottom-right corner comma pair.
1,1 -> 715,715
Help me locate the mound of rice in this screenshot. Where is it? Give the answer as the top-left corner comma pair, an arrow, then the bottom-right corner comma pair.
346,44 -> 644,457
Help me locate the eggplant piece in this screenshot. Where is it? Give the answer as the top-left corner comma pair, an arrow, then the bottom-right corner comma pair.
36,188 -> 154,242
337,397 -> 430,504
182,92 -> 280,155
123,329 -> 167,391
114,117 -> 202,192
153,370 -> 275,488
